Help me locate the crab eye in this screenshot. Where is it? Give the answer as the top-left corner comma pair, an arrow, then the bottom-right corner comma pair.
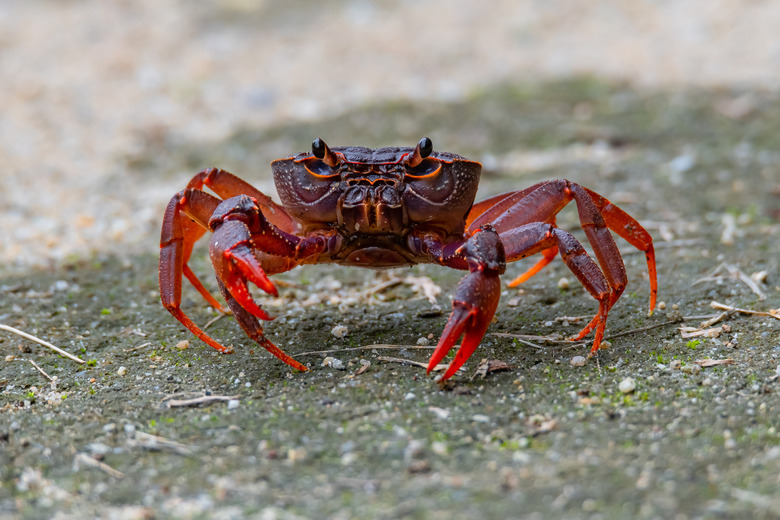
418,137 -> 433,159
311,138 -> 339,167
405,136 -> 434,169
312,138 -> 326,159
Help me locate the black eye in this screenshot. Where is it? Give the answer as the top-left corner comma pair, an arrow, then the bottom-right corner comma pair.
418,137 -> 433,159
312,138 -> 326,159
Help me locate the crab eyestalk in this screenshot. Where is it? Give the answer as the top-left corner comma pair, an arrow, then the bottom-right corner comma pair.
311,138 -> 339,167
405,137 -> 433,167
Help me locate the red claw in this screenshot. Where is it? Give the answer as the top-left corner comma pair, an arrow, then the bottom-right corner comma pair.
427,271 -> 502,380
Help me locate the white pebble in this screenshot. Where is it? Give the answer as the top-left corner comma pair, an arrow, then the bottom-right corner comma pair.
618,377 -> 636,394
557,277 -> 570,290
570,356 -> 587,367
117,366 -> 127,376
322,357 -> 345,370
416,337 -> 430,346
227,399 -> 240,410
176,340 -> 190,350
331,325 -> 348,338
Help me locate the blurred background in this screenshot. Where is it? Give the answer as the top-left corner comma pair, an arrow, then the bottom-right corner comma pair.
2,0 -> 779,271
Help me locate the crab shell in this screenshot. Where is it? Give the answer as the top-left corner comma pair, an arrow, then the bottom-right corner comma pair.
270,145 -> 482,253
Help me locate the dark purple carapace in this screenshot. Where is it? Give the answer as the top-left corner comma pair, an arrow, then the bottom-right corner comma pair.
160,137 -> 658,381
270,138 -> 481,267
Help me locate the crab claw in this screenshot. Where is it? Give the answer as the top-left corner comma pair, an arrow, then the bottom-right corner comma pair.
210,219 -> 277,321
428,270 -> 502,380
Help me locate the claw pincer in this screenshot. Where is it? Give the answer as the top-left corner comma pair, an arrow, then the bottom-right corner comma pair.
160,138 -> 657,382
428,226 -> 505,379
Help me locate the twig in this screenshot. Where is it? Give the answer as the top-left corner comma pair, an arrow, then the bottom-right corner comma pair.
73,452 -> 125,479
711,301 -> 780,320
376,356 -> 450,372
28,359 -> 53,382
165,395 -> 240,408
694,358 -> 735,367
294,344 -> 435,357
203,312 -> 227,330
0,324 -> 85,364
127,431 -> 193,456
602,318 -> 683,341
124,342 -> 151,353
491,332 -> 571,344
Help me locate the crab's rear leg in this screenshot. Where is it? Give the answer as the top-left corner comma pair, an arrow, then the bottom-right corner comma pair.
501,222 -> 612,355
160,189 -> 233,353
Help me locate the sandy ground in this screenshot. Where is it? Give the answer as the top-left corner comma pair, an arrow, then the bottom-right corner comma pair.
2,0 -> 780,270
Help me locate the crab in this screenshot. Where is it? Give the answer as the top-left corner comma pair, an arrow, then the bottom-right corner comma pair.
160,137 -> 657,381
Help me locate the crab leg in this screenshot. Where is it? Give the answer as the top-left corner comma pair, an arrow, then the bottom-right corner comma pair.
500,222 -> 611,354
160,189 -> 233,352
466,180 -> 656,314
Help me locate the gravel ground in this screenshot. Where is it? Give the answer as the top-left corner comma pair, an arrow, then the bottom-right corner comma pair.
2,2 -> 780,520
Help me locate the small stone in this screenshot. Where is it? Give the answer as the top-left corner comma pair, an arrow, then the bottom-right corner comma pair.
670,359 -> 682,370
331,325 -> 348,338
618,377 -> 636,394
117,366 -> 127,376
404,392 -> 416,400
557,277 -> 570,290
227,399 -> 240,410
322,357 -> 345,370
570,356 -> 587,367
657,301 -> 667,310
681,363 -> 701,375
471,414 -> 490,423
175,340 -> 190,350
416,337 -> 430,346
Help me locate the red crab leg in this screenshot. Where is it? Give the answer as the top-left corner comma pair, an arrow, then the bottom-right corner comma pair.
506,245 -> 558,288
500,223 -> 612,355
160,189 -> 233,353
468,180 -> 655,312
418,226 -> 506,380
583,187 -> 657,313
186,167 -> 296,233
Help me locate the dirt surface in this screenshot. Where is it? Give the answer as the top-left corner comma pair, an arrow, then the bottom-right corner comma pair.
2,2 -> 780,520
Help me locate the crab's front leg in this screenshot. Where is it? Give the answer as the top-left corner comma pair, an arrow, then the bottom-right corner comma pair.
205,194 -> 334,371
413,226 -> 506,380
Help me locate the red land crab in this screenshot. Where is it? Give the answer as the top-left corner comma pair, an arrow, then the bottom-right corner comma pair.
160,138 -> 657,381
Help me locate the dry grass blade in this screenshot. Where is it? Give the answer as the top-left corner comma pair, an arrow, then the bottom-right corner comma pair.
73,453 -> 125,479
679,325 -> 726,339
711,301 -> 780,320
294,344 -> 435,356
376,356 -> 451,372
0,324 -> 85,364
164,395 -> 240,408
694,358 -> 735,367
128,431 -> 194,456
28,359 -> 53,382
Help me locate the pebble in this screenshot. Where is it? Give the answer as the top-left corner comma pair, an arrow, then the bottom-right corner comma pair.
618,377 -> 636,394
176,340 -> 190,350
117,366 -> 127,376
670,359 -> 682,370
570,356 -> 587,366
322,357 -> 345,370
227,399 -> 240,410
557,277 -> 570,290
681,363 -> 701,375
331,325 -> 348,338
416,337 -> 430,346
